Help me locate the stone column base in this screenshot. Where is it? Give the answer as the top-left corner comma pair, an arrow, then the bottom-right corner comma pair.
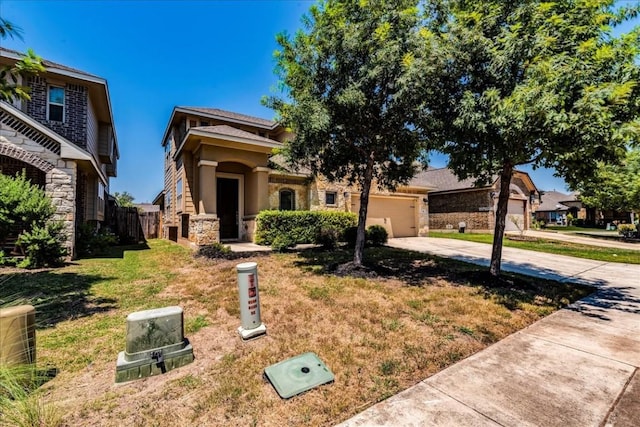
189,215 -> 220,245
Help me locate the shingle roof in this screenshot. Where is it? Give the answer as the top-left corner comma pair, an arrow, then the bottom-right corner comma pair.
410,167 -> 495,192
0,47 -> 102,80
179,106 -> 276,128
194,125 -> 281,145
537,191 -> 576,212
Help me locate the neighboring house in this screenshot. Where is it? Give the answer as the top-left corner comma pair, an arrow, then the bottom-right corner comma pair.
533,190 -> 575,225
0,48 -> 119,257
537,191 -> 633,227
159,106 -> 433,245
413,167 -> 539,233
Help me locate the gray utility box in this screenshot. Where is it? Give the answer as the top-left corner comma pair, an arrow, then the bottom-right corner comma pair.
115,306 -> 193,383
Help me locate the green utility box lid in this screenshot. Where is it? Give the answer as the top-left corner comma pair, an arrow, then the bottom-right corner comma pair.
264,352 -> 334,399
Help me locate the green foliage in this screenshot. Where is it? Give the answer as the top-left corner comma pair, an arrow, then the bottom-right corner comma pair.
0,173 -> 55,243
414,0 -> 640,275
113,191 -> 135,208
265,0 -> 433,265
75,224 -> 119,258
575,148 -> 640,214
0,363 -> 62,427
255,210 -> 357,247
366,225 -> 388,247
16,223 -> 67,268
316,227 -> 340,249
343,226 -> 359,248
0,19 -> 44,103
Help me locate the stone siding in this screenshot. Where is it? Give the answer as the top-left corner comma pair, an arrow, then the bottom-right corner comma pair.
268,179 -> 310,210
189,215 -> 220,245
26,76 -> 88,148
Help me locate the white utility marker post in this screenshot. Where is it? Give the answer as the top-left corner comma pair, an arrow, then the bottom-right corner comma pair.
236,262 -> 267,340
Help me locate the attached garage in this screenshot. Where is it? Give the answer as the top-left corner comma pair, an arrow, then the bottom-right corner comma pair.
351,195 -> 418,238
505,198 -> 526,231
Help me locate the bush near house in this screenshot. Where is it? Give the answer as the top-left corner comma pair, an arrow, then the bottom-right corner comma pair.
0,173 -> 67,267
255,210 -> 357,249
344,225 -> 389,248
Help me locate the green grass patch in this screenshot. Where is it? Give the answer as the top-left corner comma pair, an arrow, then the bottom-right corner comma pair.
428,232 -> 640,264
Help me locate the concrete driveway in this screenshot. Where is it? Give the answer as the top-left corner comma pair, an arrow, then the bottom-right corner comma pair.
338,237 -> 640,427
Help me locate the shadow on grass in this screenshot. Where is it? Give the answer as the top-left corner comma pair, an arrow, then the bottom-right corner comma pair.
294,246 -> 595,312
0,270 -> 116,329
77,243 -> 151,260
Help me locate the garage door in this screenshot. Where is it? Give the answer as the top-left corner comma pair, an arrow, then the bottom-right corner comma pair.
351,196 -> 417,238
505,199 -> 526,232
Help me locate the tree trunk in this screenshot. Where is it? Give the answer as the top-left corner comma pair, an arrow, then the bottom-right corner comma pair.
354,155 -> 375,266
490,163 -> 514,277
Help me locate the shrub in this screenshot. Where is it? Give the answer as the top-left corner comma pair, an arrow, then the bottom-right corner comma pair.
271,234 -> 297,252
196,242 -> 232,258
75,224 -> 118,257
343,226 -> 358,248
0,172 -> 55,244
618,224 -> 637,238
316,227 -> 340,249
366,225 -> 388,246
16,223 -> 67,268
255,210 -> 357,247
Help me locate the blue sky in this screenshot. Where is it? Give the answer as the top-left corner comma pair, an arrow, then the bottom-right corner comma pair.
3,1 -> 635,201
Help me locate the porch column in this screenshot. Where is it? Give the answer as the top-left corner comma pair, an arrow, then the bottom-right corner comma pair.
253,167 -> 271,212
198,160 -> 218,215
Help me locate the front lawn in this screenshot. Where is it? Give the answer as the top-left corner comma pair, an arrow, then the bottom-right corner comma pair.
0,240 -> 592,426
428,232 -> 640,264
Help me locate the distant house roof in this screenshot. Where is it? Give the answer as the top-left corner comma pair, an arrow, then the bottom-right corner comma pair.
537,191 -> 577,212
177,106 -> 277,129
134,203 -> 160,213
410,167 -> 496,192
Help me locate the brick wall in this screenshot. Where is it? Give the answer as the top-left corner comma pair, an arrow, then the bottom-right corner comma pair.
26,76 -> 88,148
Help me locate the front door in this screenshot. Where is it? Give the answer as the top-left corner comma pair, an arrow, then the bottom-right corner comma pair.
217,177 -> 239,240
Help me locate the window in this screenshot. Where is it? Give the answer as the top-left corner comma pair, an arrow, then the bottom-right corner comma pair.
325,191 -> 337,206
48,86 -> 64,122
189,120 -> 197,127
176,178 -> 183,209
200,121 -> 209,126
279,189 -> 295,211
97,181 -> 105,214
165,190 -> 172,213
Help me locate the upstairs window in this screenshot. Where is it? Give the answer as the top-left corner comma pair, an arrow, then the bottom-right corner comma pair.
279,189 -> 295,211
48,86 -> 65,122
176,177 -> 183,209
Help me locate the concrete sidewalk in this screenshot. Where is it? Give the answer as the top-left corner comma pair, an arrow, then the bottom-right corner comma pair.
511,229 -> 640,251
338,237 -> 640,427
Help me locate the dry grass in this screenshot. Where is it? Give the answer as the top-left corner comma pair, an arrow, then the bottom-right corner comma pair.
0,241 -> 592,426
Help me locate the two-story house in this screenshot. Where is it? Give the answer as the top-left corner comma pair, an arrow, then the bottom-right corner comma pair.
0,48 -> 119,257
158,106 -> 433,245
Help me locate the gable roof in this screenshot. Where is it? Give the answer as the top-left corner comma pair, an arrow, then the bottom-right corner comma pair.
0,47 -> 102,80
177,106 -> 277,129
410,167 -> 496,192
537,191 -> 577,212
195,125 -> 281,145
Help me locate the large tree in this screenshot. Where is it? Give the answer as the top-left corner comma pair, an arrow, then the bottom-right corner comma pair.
265,0 -> 436,266
418,0 -> 640,276
574,147 -> 640,221
0,18 -> 44,102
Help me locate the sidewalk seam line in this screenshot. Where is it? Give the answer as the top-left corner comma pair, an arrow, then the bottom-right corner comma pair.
600,367 -> 637,427
521,332 -> 638,368
423,382 -> 507,426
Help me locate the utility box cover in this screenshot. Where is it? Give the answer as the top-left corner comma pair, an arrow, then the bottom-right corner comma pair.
264,352 -> 334,399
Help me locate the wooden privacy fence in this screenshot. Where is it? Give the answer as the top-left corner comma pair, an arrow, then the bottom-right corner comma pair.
112,207 -> 159,243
